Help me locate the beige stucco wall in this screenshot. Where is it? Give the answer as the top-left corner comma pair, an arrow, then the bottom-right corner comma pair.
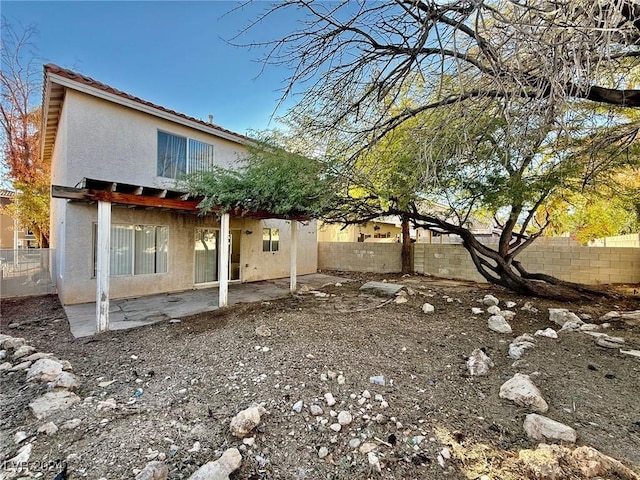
57,202 -> 317,305
49,90 -> 318,304
60,90 -> 245,189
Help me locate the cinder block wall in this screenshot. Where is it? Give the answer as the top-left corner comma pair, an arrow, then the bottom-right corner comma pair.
318,242 -> 640,284
413,244 -> 640,284
318,242 -> 402,273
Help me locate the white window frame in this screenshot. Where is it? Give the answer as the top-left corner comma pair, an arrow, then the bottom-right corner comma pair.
262,228 -> 280,252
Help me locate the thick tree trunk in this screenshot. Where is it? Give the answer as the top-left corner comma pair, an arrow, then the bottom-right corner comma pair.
401,214 -> 411,274
392,207 -> 616,301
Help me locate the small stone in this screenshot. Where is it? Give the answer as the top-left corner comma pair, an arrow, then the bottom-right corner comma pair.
362,390 -> 371,399
169,318 -> 181,324
523,413 -> 577,443
310,404 -> 324,416
337,374 -> 345,385
521,301 -> 538,313
369,375 -> 386,386
49,371 -> 81,391
324,393 -> 336,407
14,431 -> 28,444
508,341 -> 536,360
189,441 -> 202,452
292,400 -> 304,413
394,296 -> 408,304
482,295 -> 499,307
26,358 -> 64,383
349,438 -> 361,449
380,400 -> 389,409
13,345 -> 36,360
368,452 -> 381,472
441,447 -> 451,460
505,301 -> 517,308
466,348 -> 494,376
330,423 -> 342,432
549,308 -> 583,327
97,398 -> 117,410
579,323 -> 600,331
501,310 -> 516,321
374,393 -> 383,401
255,325 -> 272,337
596,336 -> 625,349
188,447 -> 241,480
29,390 -> 81,419
9,360 -> 32,371
229,405 -> 266,438
487,305 -> 501,315
359,442 -> 377,454
488,315 -> 512,334
135,460 -> 168,480
560,321 -> 583,332
61,418 -> 82,430
8,443 -> 32,465
535,328 -> 558,339
3,337 -> 25,350
318,447 -> 329,459
422,303 -> 435,313
471,307 -> 483,315
0,362 -> 12,371
337,411 -> 353,426
37,422 -> 58,435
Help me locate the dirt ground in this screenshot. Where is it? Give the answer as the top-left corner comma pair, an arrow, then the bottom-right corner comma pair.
1,272 -> 640,480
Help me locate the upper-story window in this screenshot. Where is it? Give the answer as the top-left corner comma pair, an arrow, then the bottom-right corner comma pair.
157,131 -> 215,179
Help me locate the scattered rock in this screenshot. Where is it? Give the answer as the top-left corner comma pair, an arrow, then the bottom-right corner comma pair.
422,303 -> 435,314
596,336 -> 625,349
23,352 -> 54,362
523,414 -> 577,443
521,302 -> 539,313
359,442 -> 377,454
514,333 -> 535,343
487,305 -> 501,315
394,296 -> 408,304
488,315 -> 512,334
570,445 -> 639,478
501,310 -> 516,321
309,404 -> 324,416
560,321 -> 583,332
324,393 -> 336,407
369,375 -> 386,386
3,337 -> 26,350
14,431 -> 28,444
7,442 -> 32,466
482,295 -> 499,307
579,323 -> 600,331
135,460 -> 169,480
61,418 -> 82,430
619,349 -> 640,359
49,371 -> 81,391
509,341 -> 536,360
499,373 -> 548,413
13,344 -> 36,360
471,307 -> 483,315
337,411 -> 353,426
549,308 -> 583,327
318,447 -> 329,459
337,374 -> 345,385
255,325 -> 272,337
97,398 -> 117,410
535,328 -> 558,339
26,358 -> 64,383
37,422 -> 58,435
359,281 -> 405,296
368,452 -> 381,472
292,400 -> 304,413
519,444 -> 564,479
349,438 -> 361,449
188,448 -> 242,480
330,423 -> 341,432
9,360 -> 32,371
466,348 -> 494,376
29,390 -> 81,419
0,362 -> 12,371
230,406 -> 266,438
505,301 -> 517,308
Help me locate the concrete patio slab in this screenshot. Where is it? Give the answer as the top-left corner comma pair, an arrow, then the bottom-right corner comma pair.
64,273 -> 349,338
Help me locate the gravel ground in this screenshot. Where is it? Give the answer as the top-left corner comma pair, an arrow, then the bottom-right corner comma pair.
1,272 -> 639,479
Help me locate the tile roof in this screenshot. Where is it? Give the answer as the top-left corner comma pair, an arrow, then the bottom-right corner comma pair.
44,63 -> 251,143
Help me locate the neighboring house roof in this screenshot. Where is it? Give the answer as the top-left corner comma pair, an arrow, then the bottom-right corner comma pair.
41,63 -> 252,164
0,190 -> 16,199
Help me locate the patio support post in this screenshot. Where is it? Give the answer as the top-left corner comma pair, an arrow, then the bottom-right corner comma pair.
219,213 -> 230,307
290,220 -> 298,292
96,200 -> 111,333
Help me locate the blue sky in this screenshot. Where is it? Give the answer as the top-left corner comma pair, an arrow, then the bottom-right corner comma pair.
2,1 -> 300,135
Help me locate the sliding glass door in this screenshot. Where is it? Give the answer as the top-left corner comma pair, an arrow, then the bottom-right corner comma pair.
194,229 -> 218,284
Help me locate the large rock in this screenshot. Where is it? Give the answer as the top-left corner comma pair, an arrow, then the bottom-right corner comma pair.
29,390 -> 81,419
26,358 -> 64,383
3,337 -> 25,350
49,371 -> 81,391
188,448 -> 242,480
499,373 -> 548,412
488,315 -> 512,334
359,281 -> 405,297
569,445 -> 639,478
13,345 -> 36,359
523,414 -> 577,443
466,348 -> 494,376
229,405 -> 266,438
135,461 -> 169,480
535,328 -> 558,339
548,308 -> 583,327
519,444 -> 564,480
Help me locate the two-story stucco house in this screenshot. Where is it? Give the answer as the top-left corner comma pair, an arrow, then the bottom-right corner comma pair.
43,64 -> 317,327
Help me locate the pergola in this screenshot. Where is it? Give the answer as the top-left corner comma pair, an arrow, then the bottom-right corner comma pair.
52,178 -> 308,333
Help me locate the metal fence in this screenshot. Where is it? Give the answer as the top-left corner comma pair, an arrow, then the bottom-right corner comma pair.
0,249 -> 56,299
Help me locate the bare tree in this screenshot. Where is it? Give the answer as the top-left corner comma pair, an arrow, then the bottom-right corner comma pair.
0,18 -> 49,247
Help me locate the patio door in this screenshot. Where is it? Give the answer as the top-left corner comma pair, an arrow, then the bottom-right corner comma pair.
194,228 -> 219,284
